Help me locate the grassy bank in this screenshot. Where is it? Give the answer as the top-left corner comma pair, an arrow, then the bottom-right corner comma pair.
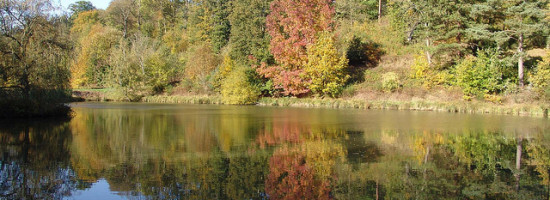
135,95 -> 549,118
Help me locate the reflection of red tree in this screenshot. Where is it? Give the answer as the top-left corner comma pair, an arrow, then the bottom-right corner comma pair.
266,147 -> 330,200
256,121 -> 306,148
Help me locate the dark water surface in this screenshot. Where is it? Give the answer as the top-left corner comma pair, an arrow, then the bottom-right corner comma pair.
1,102 -> 550,199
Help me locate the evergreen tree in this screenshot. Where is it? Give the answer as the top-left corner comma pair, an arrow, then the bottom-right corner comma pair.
400,0 -> 471,65
467,0 -> 548,86
228,0 -> 273,64
187,0 -> 231,52
501,0 -> 548,86
69,1 -> 96,16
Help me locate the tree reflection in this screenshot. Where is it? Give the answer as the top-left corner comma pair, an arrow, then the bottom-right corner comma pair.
6,105 -> 550,199
266,146 -> 330,199
0,119 -> 78,199
335,130 -> 550,199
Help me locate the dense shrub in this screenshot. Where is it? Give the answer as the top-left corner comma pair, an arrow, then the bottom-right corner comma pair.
221,67 -> 261,105
344,36 -> 384,83
346,36 -> 383,68
410,55 -> 451,89
381,72 -> 400,93
213,54 -> 235,91
454,51 -> 504,100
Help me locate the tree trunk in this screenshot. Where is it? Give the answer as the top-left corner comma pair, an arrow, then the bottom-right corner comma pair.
376,180 -> 379,200
425,38 -> 432,65
378,0 -> 382,22
515,137 -> 523,192
518,33 -> 524,87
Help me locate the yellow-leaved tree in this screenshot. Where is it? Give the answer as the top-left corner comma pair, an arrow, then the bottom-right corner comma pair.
304,32 -> 350,97
531,51 -> 550,99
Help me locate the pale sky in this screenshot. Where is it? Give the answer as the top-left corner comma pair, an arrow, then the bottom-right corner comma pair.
56,0 -> 111,11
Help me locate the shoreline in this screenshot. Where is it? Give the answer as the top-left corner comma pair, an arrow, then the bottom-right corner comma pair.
139,95 -> 549,118
71,90 -> 549,118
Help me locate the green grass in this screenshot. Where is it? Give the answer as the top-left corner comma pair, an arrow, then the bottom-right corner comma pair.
257,97 -> 549,118
72,88 -> 114,93
142,95 -> 223,104
138,94 -> 549,118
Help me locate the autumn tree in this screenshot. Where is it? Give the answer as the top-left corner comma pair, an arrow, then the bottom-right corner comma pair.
185,42 -> 221,92
221,66 -> 261,105
138,0 -> 184,38
0,0 -> 72,117
304,32 -> 349,97
108,35 -> 157,100
257,0 -> 335,96
70,18 -> 121,87
0,0 -> 71,92
70,10 -> 116,87
106,0 -> 137,38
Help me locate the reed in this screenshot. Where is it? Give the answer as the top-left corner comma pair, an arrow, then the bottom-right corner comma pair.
141,95 -> 223,104
257,97 -> 549,118
86,93 -> 550,118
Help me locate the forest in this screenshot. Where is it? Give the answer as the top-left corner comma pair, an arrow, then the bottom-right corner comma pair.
0,0 -> 549,116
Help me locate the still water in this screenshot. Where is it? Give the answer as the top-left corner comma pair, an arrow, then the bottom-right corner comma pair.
1,102 -> 549,199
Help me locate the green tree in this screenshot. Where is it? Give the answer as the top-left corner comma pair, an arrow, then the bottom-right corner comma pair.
304,32 -> 350,97
137,0 -> 184,38
336,0 -> 384,23
187,0 -> 231,52
467,0 -> 548,87
454,50 -> 505,99
501,0 -> 548,87
228,0 -> 273,64
108,35 -> 157,101
69,1 -> 96,16
393,0 -> 471,65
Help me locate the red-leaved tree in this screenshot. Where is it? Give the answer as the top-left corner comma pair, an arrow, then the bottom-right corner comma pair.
257,0 -> 334,96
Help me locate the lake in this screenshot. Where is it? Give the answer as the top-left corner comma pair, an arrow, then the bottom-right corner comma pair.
1,102 -> 549,199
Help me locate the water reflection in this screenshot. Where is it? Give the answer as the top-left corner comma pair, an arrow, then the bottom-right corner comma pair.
0,102 -> 549,199
0,119 -> 78,199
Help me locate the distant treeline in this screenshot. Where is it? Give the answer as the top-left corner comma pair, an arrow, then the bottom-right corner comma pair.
1,0 -> 549,110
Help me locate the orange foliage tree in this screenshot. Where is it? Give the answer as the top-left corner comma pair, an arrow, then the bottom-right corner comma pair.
256,0 -> 335,96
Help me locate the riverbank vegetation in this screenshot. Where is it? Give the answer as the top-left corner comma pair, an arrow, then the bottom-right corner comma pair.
2,0 -> 550,117
0,0 -> 73,117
